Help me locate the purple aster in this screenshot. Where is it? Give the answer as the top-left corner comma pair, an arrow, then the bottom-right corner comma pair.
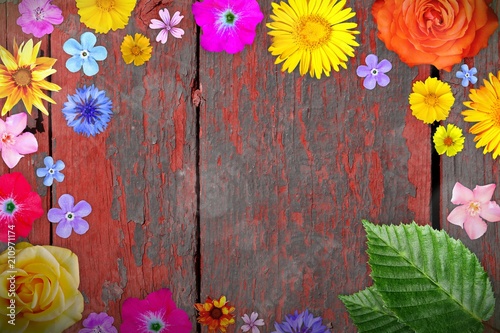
356,54 -> 392,90
79,312 -> 118,333
456,64 -> 478,87
36,156 -> 65,186
62,84 -> 113,137
48,194 -> 92,238
272,310 -> 330,333
17,0 -> 64,38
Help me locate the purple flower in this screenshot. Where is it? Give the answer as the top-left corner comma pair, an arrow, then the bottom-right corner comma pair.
356,54 -> 392,90
272,309 -> 330,333
149,8 -> 185,44
242,312 -> 264,333
48,194 -> 92,238
17,0 -> 64,38
79,312 -> 118,333
456,64 -> 478,87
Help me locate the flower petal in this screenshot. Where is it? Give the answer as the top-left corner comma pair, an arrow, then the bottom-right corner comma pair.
56,219 -> 73,238
376,59 -> 392,72
72,217 -> 89,235
80,31 -> 97,50
73,200 -> 92,217
90,46 -> 107,61
447,205 -> 467,228
472,184 -> 496,203
63,38 -> 82,55
159,8 -> 171,25
43,174 -> 54,186
13,132 -> 38,154
363,75 -> 376,90
356,65 -> 370,78
58,194 -> 75,212
149,19 -> 165,29
463,215 -> 488,240
47,208 -> 66,222
450,182 -> 474,205
480,202 -> 500,222
365,54 -> 378,68
376,73 -> 390,87
1,146 -> 23,168
170,27 -> 185,39
82,58 -> 99,76
66,56 -> 84,73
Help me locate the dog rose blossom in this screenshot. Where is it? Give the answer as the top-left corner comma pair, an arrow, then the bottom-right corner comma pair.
372,0 -> 498,71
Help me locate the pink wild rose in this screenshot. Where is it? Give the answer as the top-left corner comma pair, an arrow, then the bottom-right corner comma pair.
17,0 -> 64,38
447,182 -> 500,239
121,288 -> 192,333
192,0 -> 264,54
0,113 -> 38,168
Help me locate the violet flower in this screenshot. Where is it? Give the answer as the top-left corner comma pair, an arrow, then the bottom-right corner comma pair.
36,156 -> 65,186
79,312 -> 117,333
242,312 -> 265,333
149,8 -> 185,44
48,194 -> 92,238
447,182 -> 500,239
456,64 -> 478,87
0,113 -> 38,169
356,54 -> 392,90
17,0 -> 64,38
272,309 -> 330,333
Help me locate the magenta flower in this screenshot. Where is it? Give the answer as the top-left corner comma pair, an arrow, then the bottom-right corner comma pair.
79,312 -> 117,333
192,0 -> 264,54
447,182 -> 500,239
17,0 -> 64,38
356,54 -> 392,90
121,288 -> 192,333
48,194 -> 92,238
242,312 -> 265,333
0,113 -> 38,169
149,8 -> 185,44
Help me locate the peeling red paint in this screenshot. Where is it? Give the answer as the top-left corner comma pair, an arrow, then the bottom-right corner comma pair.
170,100 -> 186,171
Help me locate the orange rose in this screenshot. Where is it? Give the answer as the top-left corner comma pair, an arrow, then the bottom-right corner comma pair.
372,0 -> 498,71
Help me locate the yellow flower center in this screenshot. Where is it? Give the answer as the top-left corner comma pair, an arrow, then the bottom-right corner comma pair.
443,136 -> 454,146
12,68 -> 32,86
210,307 -> 223,319
424,93 -> 438,106
294,15 -> 332,50
467,201 -> 481,216
96,0 -> 115,11
131,46 -> 142,56
2,133 -> 15,145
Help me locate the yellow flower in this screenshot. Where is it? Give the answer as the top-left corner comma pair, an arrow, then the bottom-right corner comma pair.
0,39 -> 61,116
267,0 -> 360,79
76,0 -> 137,34
433,124 -> 465,157
195,295 -> 235,333
409,77 -> 455,124
120,33 -> 153,66
462,71 -> 500,159
0,242 -> 84,333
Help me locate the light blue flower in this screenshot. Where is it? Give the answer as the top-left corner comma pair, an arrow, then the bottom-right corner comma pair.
63,32 -> 107,76
62,84 -> 113,137
456,64 -> 478,87
36,156 -> 65,186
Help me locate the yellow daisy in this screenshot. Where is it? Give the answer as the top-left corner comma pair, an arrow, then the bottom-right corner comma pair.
462,71 -> 500,159
76,0 -> 137,34
433,124 -> 465,157
0,39 -> 61,116
409,77 -> 455,124
267,0 -> 360,79
120,33 -> 152,66
195,296 -> 236,333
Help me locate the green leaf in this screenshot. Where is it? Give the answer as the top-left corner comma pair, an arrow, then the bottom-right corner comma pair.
362,220 -> 495,333
339,286 -> 415,333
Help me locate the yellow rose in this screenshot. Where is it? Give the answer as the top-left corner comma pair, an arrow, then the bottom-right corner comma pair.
0,242 -> 84,333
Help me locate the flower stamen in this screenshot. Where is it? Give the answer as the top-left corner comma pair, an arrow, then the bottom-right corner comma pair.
12,68 -> 32,86
294,15 -> 332,50
467,201 -> 481,216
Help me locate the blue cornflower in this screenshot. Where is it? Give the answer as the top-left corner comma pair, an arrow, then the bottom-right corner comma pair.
272,310 -> 330,333
36,156 -> 65,186
62,84 -> 113,137
456,64 -> 478,87
63,32 -> 107,76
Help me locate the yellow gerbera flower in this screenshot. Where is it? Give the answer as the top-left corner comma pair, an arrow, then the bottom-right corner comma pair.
433,124 -> 465,157
76,0 -> 136,34
462,71 -> 500,159
0,39 -> 61,116
120,33 -> 152,66
409,77 -> 455,124
194,296 -> 235,333
267,0 -> 360,79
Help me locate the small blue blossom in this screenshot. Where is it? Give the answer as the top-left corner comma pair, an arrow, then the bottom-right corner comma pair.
456,64 -> 478,87
62,84 -> 113,137
36,156 -> 65,186
272,309 -> 330,333
63,32 -> 107,76
356,54 -> 392,90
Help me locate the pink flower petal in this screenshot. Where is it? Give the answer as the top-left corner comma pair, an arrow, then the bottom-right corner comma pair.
447,205 -> 467,228
12,132 -> 38,154
159,8 -> 171,25
241,324 -> 251,332
149,19 -> 165,30
463,215 -> 488,240
451,182 -> 474,205
170,11 -> 184,26
472,183 -> 496,203
170,27 -> 184,38
5,113 -> 28,136
480,202 -> 500,222
156,29 -> 168,44
2,146 -> 23,168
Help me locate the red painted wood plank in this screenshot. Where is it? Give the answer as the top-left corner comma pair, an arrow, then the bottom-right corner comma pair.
439,2 -> 500,328
198,1 -> 431,331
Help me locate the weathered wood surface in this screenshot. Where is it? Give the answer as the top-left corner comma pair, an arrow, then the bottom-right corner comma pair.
0,0 -> 499,332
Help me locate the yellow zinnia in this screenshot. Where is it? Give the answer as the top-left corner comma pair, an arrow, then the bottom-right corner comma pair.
76,0 -> 137,34
462,71 -> 500,159
433,124 -> 465,157
267,0 -> 360,79
409,77 -> 455,124
120,33 -> 152,66
0,39 -> 60,116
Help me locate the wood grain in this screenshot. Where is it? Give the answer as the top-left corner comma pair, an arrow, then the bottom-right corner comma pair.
198,1 -> 431,331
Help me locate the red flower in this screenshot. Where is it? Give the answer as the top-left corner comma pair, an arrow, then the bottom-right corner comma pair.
0,172 -> 43,242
